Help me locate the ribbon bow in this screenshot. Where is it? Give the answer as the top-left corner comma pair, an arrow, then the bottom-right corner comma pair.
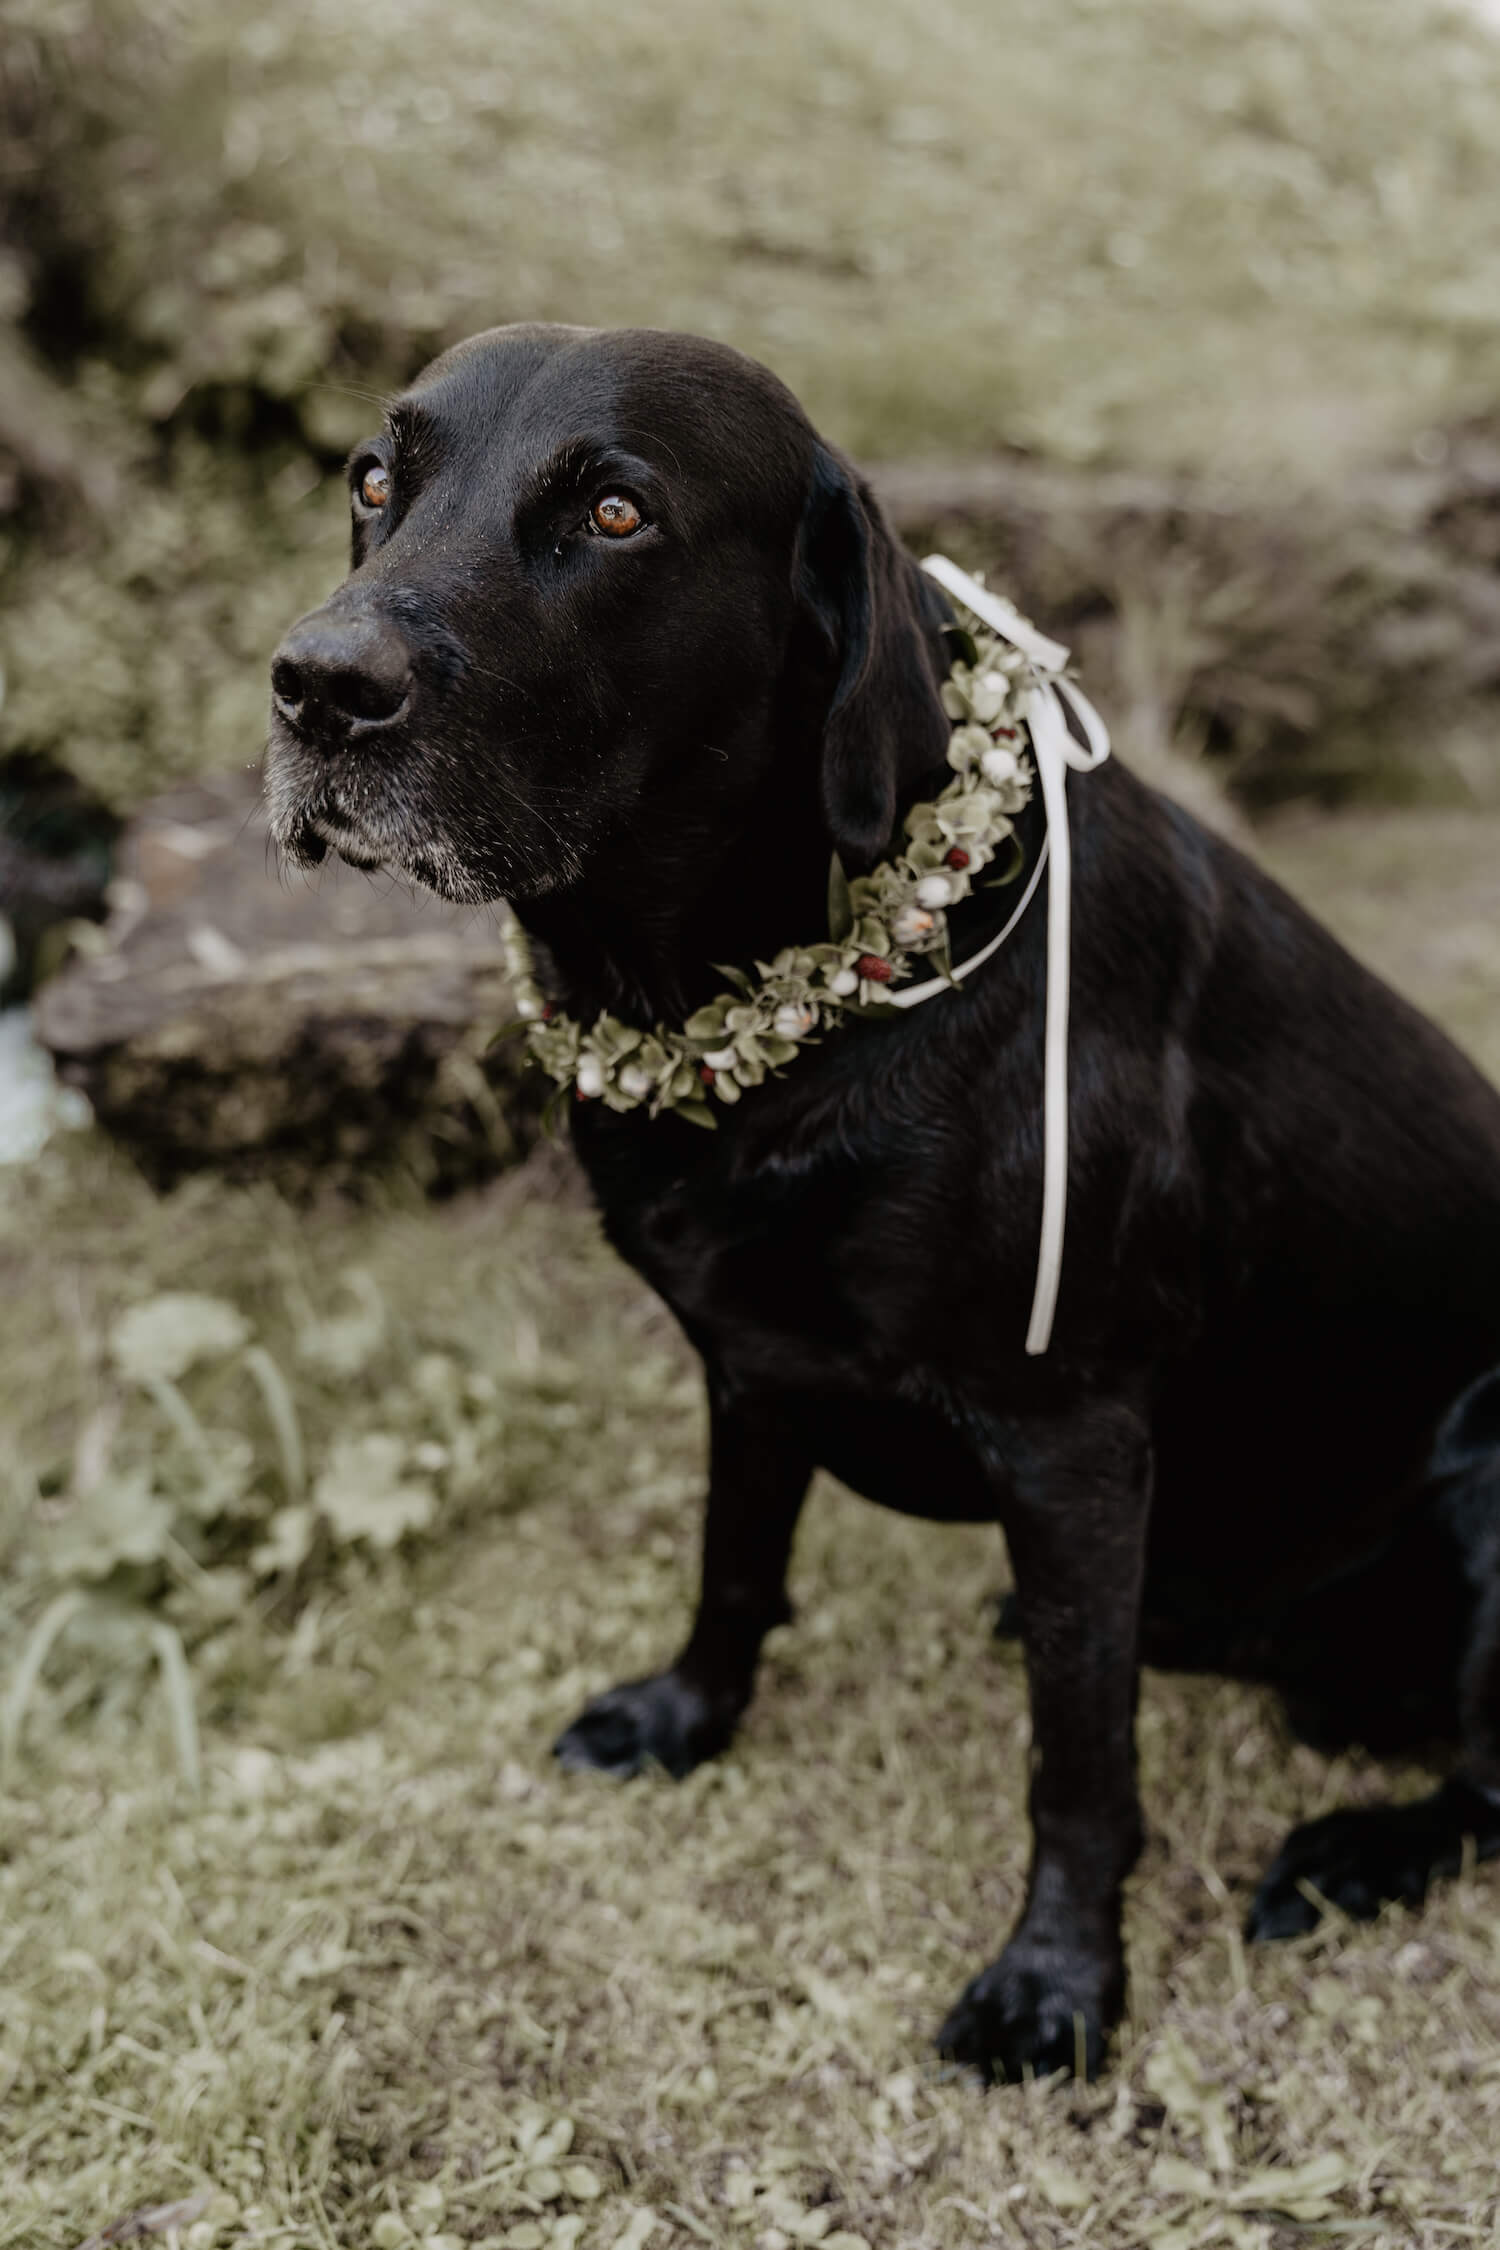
914,554 -> 1112,1356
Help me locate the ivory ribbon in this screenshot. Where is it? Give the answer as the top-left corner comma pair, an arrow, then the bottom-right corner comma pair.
913,554 -> 1112,1356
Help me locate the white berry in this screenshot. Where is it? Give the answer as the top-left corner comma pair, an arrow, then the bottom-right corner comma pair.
576,1055 -> 605,1098
981,745 -> 1018,784
703,1045 -> 738,1072
827,967 -> 858,997
773,1003 -> 815,1039
892,906 -> 936,947
617,1062 -> 652,1099
971,670 -> 1011,722
915,874 -> 953,909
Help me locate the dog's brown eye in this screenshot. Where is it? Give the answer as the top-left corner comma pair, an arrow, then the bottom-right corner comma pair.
360,464 -> 391,509
589,493 -> 642,538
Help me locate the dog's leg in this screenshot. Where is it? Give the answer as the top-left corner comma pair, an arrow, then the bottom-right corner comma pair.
938,1398 -> 1152,2082
554,1389 -> 811,1780
1248,1368 -> 1500,1939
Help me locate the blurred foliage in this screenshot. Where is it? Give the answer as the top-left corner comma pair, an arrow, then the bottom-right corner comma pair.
0,1135 -> 698,1777
892,432 -> 1500,808
2,0 -> 1500,810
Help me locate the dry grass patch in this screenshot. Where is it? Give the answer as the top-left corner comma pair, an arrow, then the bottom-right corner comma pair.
5,1463 -> 1500,2248
6,1102 -> 1500,2244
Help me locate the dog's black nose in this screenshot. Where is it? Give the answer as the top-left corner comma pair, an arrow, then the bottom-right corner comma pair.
271,611 -> 413,740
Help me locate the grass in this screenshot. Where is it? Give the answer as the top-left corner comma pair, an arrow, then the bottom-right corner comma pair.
6,6 -> 1500,2235
6,811 -> 1500,2248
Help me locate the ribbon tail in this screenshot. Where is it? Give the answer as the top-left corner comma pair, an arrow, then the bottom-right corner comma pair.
1023,682 -> 1075,1356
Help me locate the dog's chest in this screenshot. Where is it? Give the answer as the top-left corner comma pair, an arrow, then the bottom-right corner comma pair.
611,1162 -> 877,1373
576,1109 -> 1010,1399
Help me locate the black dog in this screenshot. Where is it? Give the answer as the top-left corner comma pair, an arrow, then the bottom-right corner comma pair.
266,325 -> 1500,2081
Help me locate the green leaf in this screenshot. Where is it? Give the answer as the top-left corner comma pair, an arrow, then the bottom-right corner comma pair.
683,1002 -> 730,1041
110,1293 -> 251,1384
673,1101 -> 718,1130
942,622 -> 979,666
826,852 -> 854,943
314,1434 -> 436,1550
56,1469 -> 176,1576
296,1268 -> 386,1378
988,830 -> 1026,885
250,1505 -> 316,1578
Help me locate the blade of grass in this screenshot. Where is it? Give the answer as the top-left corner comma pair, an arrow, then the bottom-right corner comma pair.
243,1344 -> 306,1499
1,1587 -> 89,1780
146,1618 -> 201,1795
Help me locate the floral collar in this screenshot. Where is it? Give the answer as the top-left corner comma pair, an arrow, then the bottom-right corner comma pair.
504,583 -> 1044,1131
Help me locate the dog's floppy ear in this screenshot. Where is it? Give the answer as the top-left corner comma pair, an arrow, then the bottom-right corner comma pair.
794,443 -> 950,875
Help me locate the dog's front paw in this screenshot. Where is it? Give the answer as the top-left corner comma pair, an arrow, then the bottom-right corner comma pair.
936,1943 -> 1117,2084
553,1669 -> 738,1781
1246,1780 -> 1500,1941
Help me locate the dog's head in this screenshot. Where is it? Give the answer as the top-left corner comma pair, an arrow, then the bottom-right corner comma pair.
266,325 -> 948,906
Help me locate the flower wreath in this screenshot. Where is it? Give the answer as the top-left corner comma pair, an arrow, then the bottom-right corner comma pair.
502,586 -> 1046,1134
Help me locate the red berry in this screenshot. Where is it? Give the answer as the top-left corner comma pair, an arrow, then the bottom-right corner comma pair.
700,1065 -> 716,1084
995,725 -> 1018,739
541,1002 -> 555,1020
946,847 -> 971,870
856,954 -> 892,983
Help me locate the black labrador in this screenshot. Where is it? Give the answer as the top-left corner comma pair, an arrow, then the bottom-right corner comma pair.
266,324 -> 1500,2081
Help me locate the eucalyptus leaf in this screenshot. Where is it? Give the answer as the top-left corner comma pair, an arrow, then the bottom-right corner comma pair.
981,831 -> 1026,887
826,852 -> 854,943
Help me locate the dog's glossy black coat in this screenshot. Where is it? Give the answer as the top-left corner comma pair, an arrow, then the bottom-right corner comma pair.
267,325 -> 1500,2081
